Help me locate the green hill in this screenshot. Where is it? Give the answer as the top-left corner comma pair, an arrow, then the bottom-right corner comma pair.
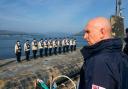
0,30 -> 27,35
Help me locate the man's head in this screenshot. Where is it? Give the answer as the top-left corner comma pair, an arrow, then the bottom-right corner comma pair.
26,40 -> 29,43
16,40 -> 20,45
84,17 -> 112,46
33,38 -> 36,41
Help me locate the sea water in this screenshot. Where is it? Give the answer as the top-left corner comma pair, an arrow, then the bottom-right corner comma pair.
0,34 -> 86,59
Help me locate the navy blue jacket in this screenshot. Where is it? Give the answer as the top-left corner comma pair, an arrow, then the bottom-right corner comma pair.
79,38 -> 128,89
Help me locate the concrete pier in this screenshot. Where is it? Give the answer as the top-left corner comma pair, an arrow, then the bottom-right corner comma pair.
0,49 -> 83,89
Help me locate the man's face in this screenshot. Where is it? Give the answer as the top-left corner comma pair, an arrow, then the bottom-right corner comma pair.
83,24 -> 103,46
26,41 -> 29,43
17,42 -> 20,45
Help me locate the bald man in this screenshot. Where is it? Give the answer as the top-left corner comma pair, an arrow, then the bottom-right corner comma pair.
79,17 -> 128,89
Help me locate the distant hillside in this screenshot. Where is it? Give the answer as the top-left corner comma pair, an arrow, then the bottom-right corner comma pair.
74,30 -> 84,36
0,30 -> 27,35
44,32 -> 73,38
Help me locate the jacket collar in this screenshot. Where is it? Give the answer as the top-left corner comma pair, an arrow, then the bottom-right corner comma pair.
81,38 -> 123,60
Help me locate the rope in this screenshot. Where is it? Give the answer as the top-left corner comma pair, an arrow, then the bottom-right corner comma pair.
50,75 -> 76,89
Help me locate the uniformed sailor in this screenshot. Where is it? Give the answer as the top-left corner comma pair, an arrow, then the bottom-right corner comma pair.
53,38 -> 58,55
15,40 -> 22,62
65,37 -> 70,52
48,38 -> 53,56
38,39 -> 44,57
62,38 -> 66,53
58,38 -> 62,54
31,38 -> 38,59
24,40 -> 30,61
69,38 -> 73,52
73,38 -> 76,51
43,38 -> 48,56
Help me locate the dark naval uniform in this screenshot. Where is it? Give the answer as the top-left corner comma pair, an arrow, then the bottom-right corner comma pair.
79,39 -> 128,89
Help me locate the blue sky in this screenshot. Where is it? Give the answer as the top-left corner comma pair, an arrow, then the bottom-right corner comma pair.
0,0 -> 127,33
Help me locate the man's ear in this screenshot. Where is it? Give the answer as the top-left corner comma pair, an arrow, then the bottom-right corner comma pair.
100,28 -> 105,39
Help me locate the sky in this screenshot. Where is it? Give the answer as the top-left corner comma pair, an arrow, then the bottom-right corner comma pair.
0,0 -> 127,34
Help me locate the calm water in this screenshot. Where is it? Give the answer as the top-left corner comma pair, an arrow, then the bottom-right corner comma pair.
0,34 -> 86,59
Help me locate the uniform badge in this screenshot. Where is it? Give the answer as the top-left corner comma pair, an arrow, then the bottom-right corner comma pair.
92,84 -> 106,89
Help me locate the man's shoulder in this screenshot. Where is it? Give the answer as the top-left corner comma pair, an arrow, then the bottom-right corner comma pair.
93,51 -> 126,63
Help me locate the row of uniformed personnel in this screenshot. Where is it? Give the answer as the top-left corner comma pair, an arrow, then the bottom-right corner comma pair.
15,38 -> 77,62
